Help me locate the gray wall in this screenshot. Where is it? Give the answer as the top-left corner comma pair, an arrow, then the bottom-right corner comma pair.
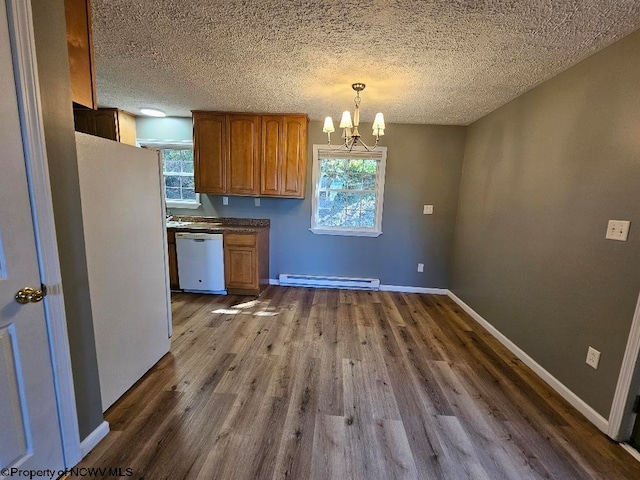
31,0 -> 103,440
139,119 -> 467,287
450,29 -> 640,417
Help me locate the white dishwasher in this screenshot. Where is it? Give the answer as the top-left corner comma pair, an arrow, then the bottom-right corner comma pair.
176,232 -> 226,294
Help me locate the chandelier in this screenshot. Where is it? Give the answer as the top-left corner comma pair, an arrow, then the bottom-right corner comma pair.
322,83 -> 385,151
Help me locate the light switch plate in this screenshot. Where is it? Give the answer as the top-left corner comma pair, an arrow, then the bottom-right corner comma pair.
255,198 -> 261,207
423,205 -> 434,215
417,263 -> 424,272
606,220 -> 630,241
222,196 -> 229,206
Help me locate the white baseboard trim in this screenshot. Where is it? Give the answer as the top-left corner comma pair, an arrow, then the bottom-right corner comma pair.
621,443 -> 640,463
80,421 -> 110,458
380,285 -> 448,295
269,278 -> 280,285
447,290 -> 609,434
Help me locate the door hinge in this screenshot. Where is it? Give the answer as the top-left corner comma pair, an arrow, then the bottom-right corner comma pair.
633,396 -> 640,414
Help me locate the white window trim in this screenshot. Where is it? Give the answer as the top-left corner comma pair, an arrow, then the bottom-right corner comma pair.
138,140 -> 201,209
310,145 -> 387,237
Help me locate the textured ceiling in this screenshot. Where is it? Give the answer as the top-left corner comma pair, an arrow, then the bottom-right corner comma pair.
91,0 -> 640,125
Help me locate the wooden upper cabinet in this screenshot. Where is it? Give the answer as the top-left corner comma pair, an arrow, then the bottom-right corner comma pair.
73,108 -> 137,146
260,116 -> 283,196
73,108 -> 93,133
193,113 -> 226,194
93,109 -> 118,141
64,0 -> 97,109
281,115 -> 307,198
193,111 -> 307,198
260,114 -> 307,198
227,115 -> 261,195
115,111 -> 137,146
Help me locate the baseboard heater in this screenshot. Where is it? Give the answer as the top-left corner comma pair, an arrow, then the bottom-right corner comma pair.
278,274 -> 380,291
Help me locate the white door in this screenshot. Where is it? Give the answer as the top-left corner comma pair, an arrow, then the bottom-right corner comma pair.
0,0 -> 65,476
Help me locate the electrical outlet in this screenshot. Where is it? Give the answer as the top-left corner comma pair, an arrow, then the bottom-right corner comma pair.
586,346 -> 601,369
423,205 -> 434,215
255,198 -> 261,207
606,220 -> 630,241
222,196 -> 229,206
417,263 -> 424,272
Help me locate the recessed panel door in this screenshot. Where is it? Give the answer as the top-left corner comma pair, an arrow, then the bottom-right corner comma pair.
194,113 -> 226,194
281,115 -> 307,198
227,115 -> 260,195
0,1 -> 65,473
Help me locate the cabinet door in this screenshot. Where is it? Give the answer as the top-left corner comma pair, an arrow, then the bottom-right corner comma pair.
194,113 -> 226,194
224,246 -> 258,289
64,0 -> 96,109
93,109 -> 118,141
227,115 -> 260,195
116,110 -> 137,146
260,116 -> 282,196
73,108 -> 95,135
281,115 -> 307,198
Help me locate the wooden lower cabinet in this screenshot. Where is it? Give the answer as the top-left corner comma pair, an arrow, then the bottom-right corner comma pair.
167,230 -> 179,290
225,246 -> 257,289
167,228 -> 269,295
224,230 -> 269,296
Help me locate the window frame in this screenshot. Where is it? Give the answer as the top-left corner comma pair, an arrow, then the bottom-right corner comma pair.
138,140 -> 201,210
310,145 -> 387,237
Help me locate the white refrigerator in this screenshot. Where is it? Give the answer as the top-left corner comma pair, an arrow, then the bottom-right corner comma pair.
75,133 -> 171,411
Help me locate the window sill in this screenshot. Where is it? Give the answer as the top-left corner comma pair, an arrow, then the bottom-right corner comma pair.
309,227 -> 382,237
166,201 -> 201,210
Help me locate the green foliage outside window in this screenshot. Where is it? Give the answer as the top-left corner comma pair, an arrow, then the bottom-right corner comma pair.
162,149 -> 196,201
317,158 -> 379,228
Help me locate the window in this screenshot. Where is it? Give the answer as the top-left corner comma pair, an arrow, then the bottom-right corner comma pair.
311,145 -> 387,237
139,141 -> 200,209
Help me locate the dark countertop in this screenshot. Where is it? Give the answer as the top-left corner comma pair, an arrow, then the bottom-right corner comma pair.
166,216 -> 269,234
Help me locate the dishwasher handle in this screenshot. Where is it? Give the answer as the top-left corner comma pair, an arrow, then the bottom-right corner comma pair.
175,232 -> 223,241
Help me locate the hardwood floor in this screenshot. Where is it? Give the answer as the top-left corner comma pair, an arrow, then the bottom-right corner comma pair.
73,287 -> 640,479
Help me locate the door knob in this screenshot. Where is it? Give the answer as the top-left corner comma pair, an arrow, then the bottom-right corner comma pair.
15,287 -> 45,304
